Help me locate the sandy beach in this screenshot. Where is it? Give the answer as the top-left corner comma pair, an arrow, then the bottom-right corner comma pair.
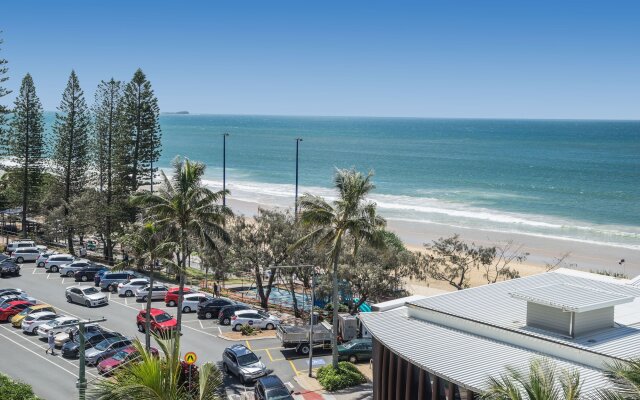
226,197 -> 640,285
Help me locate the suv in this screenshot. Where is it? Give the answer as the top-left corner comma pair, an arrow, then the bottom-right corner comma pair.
197,297 -> 236,319
0,260 -> 20,277
66,285 -> 109,307
36,251 -> 56,268
338,338 -> 373,363
255,375 -> 294,400
45,254 -> 75,273
5,240 -> 35,255
222,344 -> 267,383
231,310 -> 280,332
74,265 -> 109,282
136,308 -> 177,334
10,248 -> 40,263
100,271 -> 137,292
59,260 -> 92,277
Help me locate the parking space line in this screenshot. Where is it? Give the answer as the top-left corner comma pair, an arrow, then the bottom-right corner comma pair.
218,327 -> 222,335
0,332 -> 77,378
245,340 -> 252,350
199,320 -> 204,329
288,360 -> 300,376
265,349 -> 274,362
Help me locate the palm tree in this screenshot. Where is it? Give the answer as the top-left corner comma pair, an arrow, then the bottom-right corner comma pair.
483,358 -> 582,400
292,168 -> 385,368
598,359 -> 640,400
132,157 -> 231,336
91,335 -> 223,400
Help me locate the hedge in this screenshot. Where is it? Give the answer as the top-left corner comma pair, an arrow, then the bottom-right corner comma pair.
317,361 -> 366,391
0,373 -> 39,400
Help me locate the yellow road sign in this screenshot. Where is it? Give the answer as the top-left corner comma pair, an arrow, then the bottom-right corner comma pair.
184,351 -> 197,365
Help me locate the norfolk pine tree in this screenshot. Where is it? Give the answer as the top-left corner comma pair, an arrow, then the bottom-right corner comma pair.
52,71 -> 91,254
122,69 -> 161,194
0,32 -> 11,151
9,74 -> 45,237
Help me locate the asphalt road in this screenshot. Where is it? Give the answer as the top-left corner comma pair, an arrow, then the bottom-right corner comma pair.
0,262 -> 334,400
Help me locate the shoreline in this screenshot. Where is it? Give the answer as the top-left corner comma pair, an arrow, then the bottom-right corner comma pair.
225,196 -> 640,280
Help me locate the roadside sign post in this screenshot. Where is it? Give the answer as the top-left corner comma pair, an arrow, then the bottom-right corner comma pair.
73,317 -> 107,400
184,352 -> 197,392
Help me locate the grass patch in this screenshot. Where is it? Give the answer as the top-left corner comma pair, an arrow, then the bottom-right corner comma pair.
317,361 -> 366,391
0,373 -> 39,400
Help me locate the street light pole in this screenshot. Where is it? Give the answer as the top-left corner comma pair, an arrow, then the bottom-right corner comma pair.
295,138 -> 303,221
75,317 -> 107,400
222,133 -> 229,207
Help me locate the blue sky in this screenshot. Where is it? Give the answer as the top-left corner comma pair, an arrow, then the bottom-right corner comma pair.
2,1 -> 639,119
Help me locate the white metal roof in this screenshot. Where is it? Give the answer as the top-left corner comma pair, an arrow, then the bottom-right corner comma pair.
509,283 -> 635,312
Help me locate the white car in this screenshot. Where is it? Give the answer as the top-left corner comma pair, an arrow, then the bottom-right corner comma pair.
5,240 -> 35,255
117,278 -> 150,297
135,285 -> 169,302
10,248 -> 40,263
37,316 -> 80,339
44,254 -> 75,272
181,293 -> 213,313
36,251 -> 57,268
21,311 -> 57,334
231,310 -> 281,332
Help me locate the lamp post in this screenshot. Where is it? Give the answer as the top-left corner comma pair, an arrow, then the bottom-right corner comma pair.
222,133 -> 229,207
294,138 -> 303,220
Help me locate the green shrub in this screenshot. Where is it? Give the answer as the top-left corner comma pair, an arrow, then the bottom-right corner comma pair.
317,361 -> 366,391
0,373 -> 38,400
240,324 -> 258,336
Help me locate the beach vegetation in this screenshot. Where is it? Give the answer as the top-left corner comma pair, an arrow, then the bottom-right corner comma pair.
317,361 -> 367,392
0,373 -> 39,400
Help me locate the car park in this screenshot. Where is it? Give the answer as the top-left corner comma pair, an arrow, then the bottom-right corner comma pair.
164,286 -> 193,307
62,329 -> 122,359
11,304 -> 56,327
231,310 -> 280,331
21,311 -> 58,334
0,260 -> 21,277
36,251 -> 56,267
44,254 -> 75,272
85,337 -> 132,366
117,278 -> 149,297
222,344 -> 267,383
5,240 -> 36,255
74,265 -> 108,282
65,285 -> 109,307
10,248 -> 40,263
0,300 -> 34,322
99,271 -> 137,292
97,345 -> 159,376
254,375 -> 294,400
197,297 -> 236,319
59,260 -> 92,277
180,292 -> 213,313
37,316 -> 80,339
136,308 -> 177,333
135,285 -> 169,302
337,338 -> 373,363
218,303 -> 251,325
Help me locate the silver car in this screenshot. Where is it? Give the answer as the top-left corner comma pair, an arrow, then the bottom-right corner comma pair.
59,260 -> 92,277
85,337 -> 132,365
222,344 -> 267,383
66,285 -> 109,307
135,285 -> 169,302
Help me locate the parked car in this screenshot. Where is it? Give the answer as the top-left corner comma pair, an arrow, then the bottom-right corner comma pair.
0,260 -> 20,277
218,303 -> 251,325
11,304 -> 56,327
254,375 -> 294,400
117,278 -> 149,297
97,345 -> 159,376
222,344 -> 267,383
21,311 -> 58,334
59,260 -> 92,277
44,254 -> 75,272
10,248 -> 40,263
36,251 -> 56,267
85,337 -> 132,366
164,287 -> 193,307
181,293 -> 213,313
337,338 -> 373,363
136,308 -> 177,333
86,240 -> 98,251
0,300 -> 34,322
0,294 -> 36,308
74,265 -> 109,282
66,285 -> 109,307
197,297 -> 236,319
54,324 -> 101,348
135,285 -> 169,302
37,316 -> 80,339
0,288 -> 26,297
5,240 -> 35,255
231,310 -> 281,332
94,269 -> 109,286
100,271 -> 137,292
62,329 -> 122,359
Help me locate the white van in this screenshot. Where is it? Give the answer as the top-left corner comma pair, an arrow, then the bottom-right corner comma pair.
10,248 -> 41,263
6,240 -> 36,255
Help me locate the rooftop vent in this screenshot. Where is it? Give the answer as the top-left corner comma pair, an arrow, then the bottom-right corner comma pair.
509,284 -> 635,338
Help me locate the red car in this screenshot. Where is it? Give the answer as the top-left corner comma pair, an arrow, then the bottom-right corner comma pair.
0,300 -> 34,322
136,308 -> 177,333
164,287 -> 192,307
97,345 -> 159,376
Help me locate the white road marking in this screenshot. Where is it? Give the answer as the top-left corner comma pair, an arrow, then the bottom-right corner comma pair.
61,278 -> 66,284
218,327 -> 223,335
199,320 -> 204,329
0,332 -> 77,378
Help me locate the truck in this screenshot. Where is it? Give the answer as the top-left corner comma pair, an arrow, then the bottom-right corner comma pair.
276,322 -> 333,355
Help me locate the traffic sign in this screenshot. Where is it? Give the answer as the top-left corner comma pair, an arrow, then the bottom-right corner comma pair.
184,351 -> 197,365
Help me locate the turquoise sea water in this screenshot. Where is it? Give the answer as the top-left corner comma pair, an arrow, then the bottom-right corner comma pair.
44,114 -> 640,249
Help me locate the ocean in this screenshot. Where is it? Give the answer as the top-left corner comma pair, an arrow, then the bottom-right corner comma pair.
45,114 -> 640,250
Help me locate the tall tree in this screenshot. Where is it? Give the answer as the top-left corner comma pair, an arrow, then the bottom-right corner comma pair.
0,32 -> 10,147
52,71 -> 91,254
293,168 -> 386,368
122,69 -> 161,193
8,74 -> 45,237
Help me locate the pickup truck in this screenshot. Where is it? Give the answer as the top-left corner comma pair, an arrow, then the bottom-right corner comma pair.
276,322 -> 333,355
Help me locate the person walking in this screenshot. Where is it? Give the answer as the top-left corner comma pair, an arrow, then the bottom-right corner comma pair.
213,281 -> 219,298
46,330 -> 56,355
68,328 -> 74,343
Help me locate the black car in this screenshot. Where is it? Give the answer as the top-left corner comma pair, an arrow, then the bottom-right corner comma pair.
74,265 -> 109,282
197,298 -> 236,319
218,303 -> 251,325
254,375 -> 294,400
61,329 -> 122,358
0,260 -> 20,278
